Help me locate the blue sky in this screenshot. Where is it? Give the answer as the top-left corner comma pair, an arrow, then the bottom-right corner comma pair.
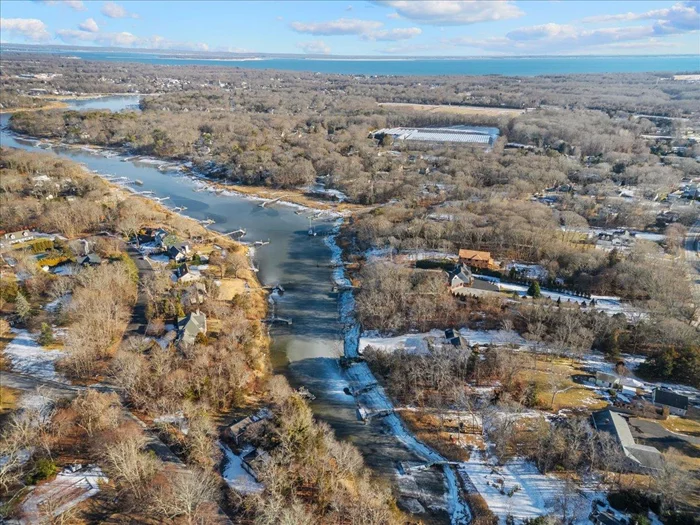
1,1 -> 699,56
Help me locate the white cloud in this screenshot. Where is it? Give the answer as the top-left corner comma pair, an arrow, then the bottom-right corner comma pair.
291,17 -> 421,42
101,2 -> 139,19
56,28 -> 208,51
36,0 -> 86,11
0,18 -> 51,42
582,1 -> 699,33
297,40 -> 331,54
447,17 -> 699,54
363,27 -> 422,41
78,17 -> 99,33
375,0 -> 523,25
291,18 -> 382,36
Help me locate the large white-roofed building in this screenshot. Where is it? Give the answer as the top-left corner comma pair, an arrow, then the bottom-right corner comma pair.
371,125 -> 498,146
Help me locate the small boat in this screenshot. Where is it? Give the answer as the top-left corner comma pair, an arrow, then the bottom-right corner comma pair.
308,218 -> 317,237
134,179 -> 144,186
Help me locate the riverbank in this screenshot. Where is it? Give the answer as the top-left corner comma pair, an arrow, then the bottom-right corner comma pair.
0,101 -> 68,114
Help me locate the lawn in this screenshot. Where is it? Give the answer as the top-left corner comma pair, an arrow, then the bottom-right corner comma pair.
217,278 -> 247,301
659,416 -> 700,438
516,355 -> 608,412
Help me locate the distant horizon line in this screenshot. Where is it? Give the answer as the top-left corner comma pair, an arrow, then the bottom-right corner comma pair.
2,42 -> 699,61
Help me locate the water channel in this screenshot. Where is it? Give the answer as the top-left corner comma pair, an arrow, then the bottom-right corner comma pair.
0,97 -> 460,522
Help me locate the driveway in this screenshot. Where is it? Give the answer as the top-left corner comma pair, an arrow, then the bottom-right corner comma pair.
126,246 -> 154,335
628,417 -> 700,459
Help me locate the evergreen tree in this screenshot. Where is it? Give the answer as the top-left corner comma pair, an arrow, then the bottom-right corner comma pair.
15,292 -> 31,322
38,322 -> 54,346
527,281 -> 541,298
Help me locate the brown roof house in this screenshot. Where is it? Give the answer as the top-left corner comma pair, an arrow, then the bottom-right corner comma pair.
458,249 -> 495,269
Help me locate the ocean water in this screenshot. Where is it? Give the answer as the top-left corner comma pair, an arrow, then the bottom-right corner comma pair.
32,50 -> 700,76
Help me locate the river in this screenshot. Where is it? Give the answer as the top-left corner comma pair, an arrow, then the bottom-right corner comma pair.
0,97 -> 462,522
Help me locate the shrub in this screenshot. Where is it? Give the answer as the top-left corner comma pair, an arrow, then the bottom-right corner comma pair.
26,458 -> 58,484
466,493 -> 498,525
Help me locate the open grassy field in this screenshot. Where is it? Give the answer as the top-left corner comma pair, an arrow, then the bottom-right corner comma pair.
516,355 -> 608,412
378,102 -> 525,117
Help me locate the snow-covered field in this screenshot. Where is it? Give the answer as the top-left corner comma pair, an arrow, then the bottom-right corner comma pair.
3,329 -> 66,382
220,443 -> 263,495
462,451 -> 594,524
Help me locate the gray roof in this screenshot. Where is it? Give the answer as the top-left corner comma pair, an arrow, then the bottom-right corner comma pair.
592,409 -> 663,471
78,253 -> 102,265
178,311 -> 206,345
449,264 -> 472,287
653,388 -> 689,411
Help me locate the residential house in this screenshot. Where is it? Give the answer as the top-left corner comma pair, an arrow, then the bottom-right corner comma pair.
177,310 -> 207,346
174,263 -> 200,283
168,241 -> 192,262
227,408 -> 272,445
652,388 -> 689,416
591,409 -> 663,472
594,371 -> 621,389
77,253 -> 103,267
448,263 -> 473,291
458,249 -> 495,269
1,230 -> 34,247
153,228 -> 169,248
444,328 -> 469,349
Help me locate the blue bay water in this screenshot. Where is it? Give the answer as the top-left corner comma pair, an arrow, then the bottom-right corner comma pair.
30,50 -> 700,76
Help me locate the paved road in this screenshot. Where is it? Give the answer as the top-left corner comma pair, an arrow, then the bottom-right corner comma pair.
126,246 -> 154,335
684,216 -> 700,326
629,417 -> 700,447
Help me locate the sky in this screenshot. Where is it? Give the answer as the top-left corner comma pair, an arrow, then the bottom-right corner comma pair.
1,0 -> 699,56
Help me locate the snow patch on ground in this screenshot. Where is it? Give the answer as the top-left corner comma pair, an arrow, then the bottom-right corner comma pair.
219,442 -> 263,495
44,293 -> 71,313
462,451 -> 593,524
3,329 -> 66,382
